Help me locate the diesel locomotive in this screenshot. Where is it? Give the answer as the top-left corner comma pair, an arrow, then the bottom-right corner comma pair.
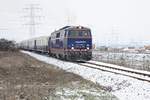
19,26 -> 92,61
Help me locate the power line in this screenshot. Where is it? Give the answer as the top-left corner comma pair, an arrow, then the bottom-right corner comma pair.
0,28 -> 8,30
23,4 -> 43,38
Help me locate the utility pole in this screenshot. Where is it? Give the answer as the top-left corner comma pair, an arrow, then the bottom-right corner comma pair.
23,4 -> 42,38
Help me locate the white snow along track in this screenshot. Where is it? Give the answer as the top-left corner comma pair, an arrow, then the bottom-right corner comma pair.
21,51 -> 150,100
80,61 -> 150,82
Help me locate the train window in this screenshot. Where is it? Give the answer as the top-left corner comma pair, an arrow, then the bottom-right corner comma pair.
81,31 -> 90,36
69,30 -> 91,37
56,33 -> 60,38
69,30 -> 78,37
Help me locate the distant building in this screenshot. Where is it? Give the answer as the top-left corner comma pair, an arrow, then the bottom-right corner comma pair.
98,46 -> 108,51
108,47 -> 122,52
122,47 -> 138,53
128,47 -> 135,49
144,45 -> 150,50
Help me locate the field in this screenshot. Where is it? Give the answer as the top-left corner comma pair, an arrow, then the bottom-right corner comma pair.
93,51 -> 150,71
0,51 -> 117,100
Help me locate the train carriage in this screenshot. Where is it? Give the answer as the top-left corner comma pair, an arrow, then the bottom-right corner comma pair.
35,36 -> 49,53
20,36 -> 49,53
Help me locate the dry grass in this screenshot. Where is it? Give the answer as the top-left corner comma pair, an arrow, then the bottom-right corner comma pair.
0,51 -> 117,100
0,51 -> 84,100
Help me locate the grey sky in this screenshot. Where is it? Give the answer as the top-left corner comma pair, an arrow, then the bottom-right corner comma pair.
0,0 -> 150,46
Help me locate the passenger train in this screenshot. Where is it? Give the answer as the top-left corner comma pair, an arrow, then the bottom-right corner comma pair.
20,26 -> 92,61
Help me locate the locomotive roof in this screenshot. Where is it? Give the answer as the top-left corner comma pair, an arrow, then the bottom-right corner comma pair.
59,26 -> 90,31
50,26 -> 91,36
59,26 -> 71,30
51,26 -> 90,35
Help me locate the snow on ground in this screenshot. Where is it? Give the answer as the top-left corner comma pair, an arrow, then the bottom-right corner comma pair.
89,60 -> 150,75
21,51 -> 150,100
92,51 -> 150,71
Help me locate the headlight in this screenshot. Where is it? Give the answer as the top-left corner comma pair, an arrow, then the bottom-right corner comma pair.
71,47 -> 74,49
87,47 -> 89,50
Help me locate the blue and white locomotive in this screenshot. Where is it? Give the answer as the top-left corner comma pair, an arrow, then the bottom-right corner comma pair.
49,26 -> 92,60
20,26 -> 92,61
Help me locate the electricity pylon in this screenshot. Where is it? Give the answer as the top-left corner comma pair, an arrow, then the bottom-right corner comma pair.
23,4 -> 43,38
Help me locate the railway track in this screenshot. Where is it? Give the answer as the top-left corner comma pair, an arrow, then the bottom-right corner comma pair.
22,50 -> 150,82
78,61 -> 150,82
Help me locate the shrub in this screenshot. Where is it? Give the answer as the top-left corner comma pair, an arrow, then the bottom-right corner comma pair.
0,38 -> 18,51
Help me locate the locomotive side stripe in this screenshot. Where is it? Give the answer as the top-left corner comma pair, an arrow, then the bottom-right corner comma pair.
49,48 -> 92,52
64,37 -> 92,39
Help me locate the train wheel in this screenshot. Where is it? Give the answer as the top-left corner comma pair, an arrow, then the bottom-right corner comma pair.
59,54 -> 64,60
64,55 -> 68,61
48,53 -> 52,57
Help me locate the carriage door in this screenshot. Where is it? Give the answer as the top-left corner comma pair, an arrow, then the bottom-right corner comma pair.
34,40 -> 37,50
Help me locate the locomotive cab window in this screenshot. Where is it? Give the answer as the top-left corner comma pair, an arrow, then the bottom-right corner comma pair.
79,30 -> 90,36
69,30 -> 78,37
69,30 -> 91,37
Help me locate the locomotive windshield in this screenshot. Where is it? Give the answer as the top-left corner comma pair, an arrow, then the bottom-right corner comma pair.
68,30 -> 91,37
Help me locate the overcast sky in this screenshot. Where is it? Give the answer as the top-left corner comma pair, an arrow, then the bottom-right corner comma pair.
0,0 -> 150,46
